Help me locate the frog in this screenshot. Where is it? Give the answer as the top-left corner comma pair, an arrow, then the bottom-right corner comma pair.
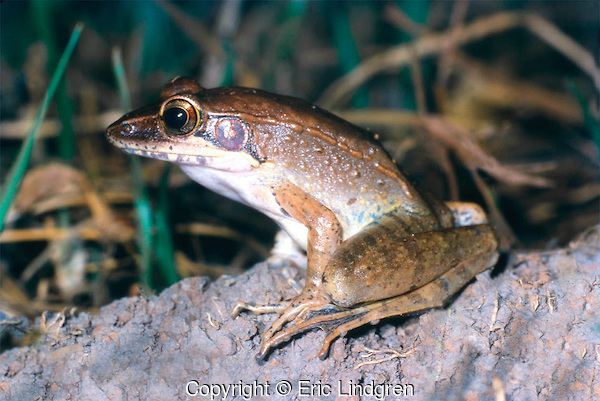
106,77 -> 499,360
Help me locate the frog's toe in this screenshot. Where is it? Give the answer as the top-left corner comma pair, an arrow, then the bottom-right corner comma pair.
255,352 -> 268,365
261,301 -> 312,340
256,301 -> 349,358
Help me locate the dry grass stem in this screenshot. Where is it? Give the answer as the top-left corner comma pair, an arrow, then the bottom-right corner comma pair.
156,0 -> 224,58
383,3 -> 427,36
436,0 -> 469,95
319,11 -> 599,108
0,110 -> 121,139
175,223 -> 270,257
452,54 -> 583,124
0,225 -> 133,244
421,117 -> 552,188
353,345 -> 417,369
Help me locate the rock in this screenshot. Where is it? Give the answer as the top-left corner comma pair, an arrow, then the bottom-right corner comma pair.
1,225 -> 599,401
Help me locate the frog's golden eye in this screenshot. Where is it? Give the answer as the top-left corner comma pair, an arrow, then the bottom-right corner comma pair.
161,98 -> 199,135
215,118 -> 248,151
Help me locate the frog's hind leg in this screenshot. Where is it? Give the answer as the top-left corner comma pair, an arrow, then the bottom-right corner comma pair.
258,237 -> 498,359
315,243 -> 497,358
257,223 -> 499,359
239,203 -> 489,319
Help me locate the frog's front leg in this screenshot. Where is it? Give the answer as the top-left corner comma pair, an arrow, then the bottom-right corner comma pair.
233,182 -> 344,336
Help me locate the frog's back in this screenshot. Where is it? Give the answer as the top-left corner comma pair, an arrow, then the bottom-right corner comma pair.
198,87 -> 402,182
197,87 -> 434,237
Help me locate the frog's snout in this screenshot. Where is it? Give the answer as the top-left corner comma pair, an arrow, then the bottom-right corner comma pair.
106,105 -> 162,147
106,118 -> 134,142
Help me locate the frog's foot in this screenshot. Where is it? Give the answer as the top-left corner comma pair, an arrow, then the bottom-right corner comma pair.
255,291 -> 347,359
260,292 -> 331,339
232,288 -> 331,327
231,285 -> 316,318
256,301 -> 366,359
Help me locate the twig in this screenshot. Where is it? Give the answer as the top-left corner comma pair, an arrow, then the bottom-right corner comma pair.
420,116 -> 552,188
383,3 -> 427,36
176,223 -> 270,257
420,115 -> 554,247
0,110 -> 121,139
410,46 -> 460,199
523,13 -> 600,92
20,244 -> 54,283
25,191 -> 133,217
353,345 -> 417,370
432,142 -> 460,200
336,109 -> 421,127
0,225 -> 133,243
471,171 -> 516,248
565,183 -> 600,204
489,294 -> 500,331
435,0 -> 469,105
320,12 -> 523,107
206,312 -> 220,329
156,0 -> 224,58
452,54 -> 583,124
409,49 -> 427,115
319,11 -> 600,108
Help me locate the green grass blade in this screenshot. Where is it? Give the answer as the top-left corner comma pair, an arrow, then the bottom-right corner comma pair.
567,81 -> 600,154
0,23 -> 83,232
331,7 -> 368,108
111,47 -> 156,289
155,164 -> 179,285
112,48 -> 131,111
220,42 -> 236,86
263,0 -> 306,89
31,0 -> 76,161
131,157 -> 155,289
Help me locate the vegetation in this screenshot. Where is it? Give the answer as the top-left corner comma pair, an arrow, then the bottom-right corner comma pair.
1,1 -> 597,351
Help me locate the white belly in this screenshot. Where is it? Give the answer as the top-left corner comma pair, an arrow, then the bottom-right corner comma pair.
179,164 -> 308,250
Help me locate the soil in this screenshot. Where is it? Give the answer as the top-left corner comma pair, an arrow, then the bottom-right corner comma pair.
1,225 -> 599,401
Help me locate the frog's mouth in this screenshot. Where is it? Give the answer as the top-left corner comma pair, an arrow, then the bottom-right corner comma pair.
107,132 -> 260,170
106,115 -> 261,170
114,144 -> 224,166
106,115 -> 230,166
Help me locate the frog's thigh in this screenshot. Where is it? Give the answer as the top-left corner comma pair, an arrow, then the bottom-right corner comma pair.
316,241 -> 499,358
323,224 -> 498,308
445,201 -> 488,226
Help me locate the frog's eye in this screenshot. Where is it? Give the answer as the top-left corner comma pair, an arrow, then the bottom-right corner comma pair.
161,98 -> 199,135
215,118 -> 248,151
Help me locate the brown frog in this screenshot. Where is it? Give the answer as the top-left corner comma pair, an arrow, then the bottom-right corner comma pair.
106,77 -> 498,360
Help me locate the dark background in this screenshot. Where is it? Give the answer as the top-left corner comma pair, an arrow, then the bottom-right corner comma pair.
0,0 -> 598,348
